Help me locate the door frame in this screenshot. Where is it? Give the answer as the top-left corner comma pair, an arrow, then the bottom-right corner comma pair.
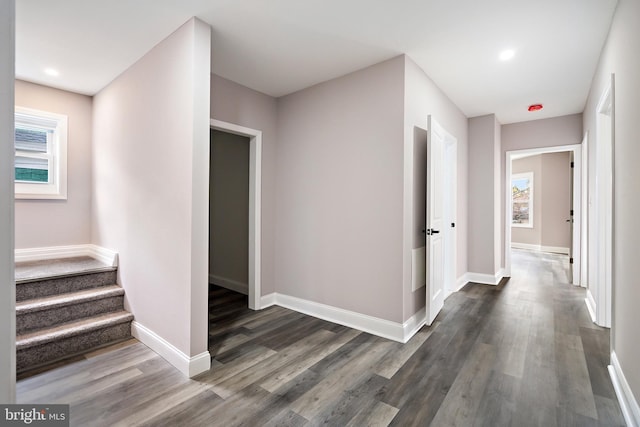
443,137 -> 457,296
210,119 -> 262,310
504,143 -> 583,286
591,76 -> 614,328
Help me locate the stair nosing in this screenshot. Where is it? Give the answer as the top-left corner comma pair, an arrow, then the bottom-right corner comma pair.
16,285 -> 124,314
16,266 -> 117,285
17,311 -> 134,350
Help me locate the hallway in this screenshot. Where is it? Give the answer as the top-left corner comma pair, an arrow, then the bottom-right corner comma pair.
16,249 -> 624,426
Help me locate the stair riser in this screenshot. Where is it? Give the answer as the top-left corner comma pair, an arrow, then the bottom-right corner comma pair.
17,295 -> 125,335
17,322 -> 131,373
16,271 -> 117,302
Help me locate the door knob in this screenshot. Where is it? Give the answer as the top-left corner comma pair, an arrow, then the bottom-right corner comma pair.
431,229 -> 440,234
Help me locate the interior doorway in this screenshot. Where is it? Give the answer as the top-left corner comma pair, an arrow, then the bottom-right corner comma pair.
505,144 -> 583,287
209,119 -> 262,310
209,129 -> 250,298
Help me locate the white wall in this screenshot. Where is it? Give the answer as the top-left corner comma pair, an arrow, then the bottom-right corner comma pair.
92,18 -> 211,370
468,114 -> 502,277
403,56 -> 469,319
14,80 -> 92,249
275,56 -> 405,323
210,74 -> 278,295
209,130 -> 250,289
583,0 -> 640,411
0,0 -> 16,404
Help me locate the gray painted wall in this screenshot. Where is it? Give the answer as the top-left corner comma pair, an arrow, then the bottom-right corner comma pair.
275,56 -> 405,323
14,80 -> 92,249
540,152 -> 571,249
583,0 -> 640,403
468,114 -> 501,276
92,18 -> 211,358
0,0 -> 16,404
210,74 -> 278,295
209,130 -> 250,289
512,152 -> 571,249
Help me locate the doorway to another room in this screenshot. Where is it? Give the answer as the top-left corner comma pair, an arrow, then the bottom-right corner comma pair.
209,129 -> 251,299
208,120 -> 263,353
509,150 -> 574,284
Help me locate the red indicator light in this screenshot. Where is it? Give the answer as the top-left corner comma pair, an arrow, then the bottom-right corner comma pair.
528,104 -> 543,111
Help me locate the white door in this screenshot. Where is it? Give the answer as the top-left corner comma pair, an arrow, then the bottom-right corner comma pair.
426,115 -> 446,325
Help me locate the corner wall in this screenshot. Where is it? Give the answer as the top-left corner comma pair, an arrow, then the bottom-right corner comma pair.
14,80 -> 92,249
275,56 -> 405,323
0,0 -> 16,403
583,0 -> 640,422
92,18 -> 211,375
467,114 -> 502,280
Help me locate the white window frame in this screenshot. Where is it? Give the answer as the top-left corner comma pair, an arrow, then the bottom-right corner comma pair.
15,106 -> 68,200
511,172 -> 533,228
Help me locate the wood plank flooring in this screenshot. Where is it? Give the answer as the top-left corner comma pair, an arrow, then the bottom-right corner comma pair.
17,249 -> 625,426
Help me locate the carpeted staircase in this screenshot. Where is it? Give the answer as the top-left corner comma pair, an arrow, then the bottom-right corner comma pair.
16,256 -> 133,373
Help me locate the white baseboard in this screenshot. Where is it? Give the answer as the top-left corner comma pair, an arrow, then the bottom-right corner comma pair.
131,321 -> 211,378
15,244 -> 118,267
541,245 -> 570,255
609,351 -> 640,427
402,307 -> 426,343
466,269 -> 504,286
511,242 -> 540,251
209,274 -> 248,295
260,293 -> 277,308
455,273 -> 470,291
259,292 -> 423,343
511,242 -> 570,255
585,290 -> 597,323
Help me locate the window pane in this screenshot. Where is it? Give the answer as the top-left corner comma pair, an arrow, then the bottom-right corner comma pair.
15,156 -> 49,183
15,127 -> 48,153
512,175 -> 532,225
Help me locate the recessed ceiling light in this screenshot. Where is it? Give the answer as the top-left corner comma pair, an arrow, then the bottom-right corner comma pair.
499,49 -> 515,61
44,68 -> 59,77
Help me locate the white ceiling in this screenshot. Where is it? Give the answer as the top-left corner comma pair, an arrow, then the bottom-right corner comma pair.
16,0 -> 618,124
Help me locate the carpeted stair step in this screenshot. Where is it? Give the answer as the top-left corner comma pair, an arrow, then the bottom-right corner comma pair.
16,268 -> 117,302
16,285 -> 125,335
16,311 -> 134,373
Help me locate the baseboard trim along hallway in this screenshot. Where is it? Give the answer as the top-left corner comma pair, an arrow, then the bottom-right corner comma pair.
466,269 -> 505,285
609,351 -> 640,427
261,293 -> 426,343
131,321 -> 211,378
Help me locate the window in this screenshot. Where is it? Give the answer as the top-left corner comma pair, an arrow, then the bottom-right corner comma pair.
15,106 -> 67,199
511,172 -> 533,228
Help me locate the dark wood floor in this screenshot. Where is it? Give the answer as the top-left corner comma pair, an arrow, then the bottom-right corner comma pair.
17,249 -> 625,426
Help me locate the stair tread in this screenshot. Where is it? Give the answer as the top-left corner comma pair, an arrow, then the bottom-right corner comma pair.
16,284 -> 124,314
17,311 -> 134,350
16,256 -> 116,284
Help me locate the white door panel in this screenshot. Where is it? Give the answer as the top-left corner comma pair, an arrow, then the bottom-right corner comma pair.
426,115 -> 448,325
